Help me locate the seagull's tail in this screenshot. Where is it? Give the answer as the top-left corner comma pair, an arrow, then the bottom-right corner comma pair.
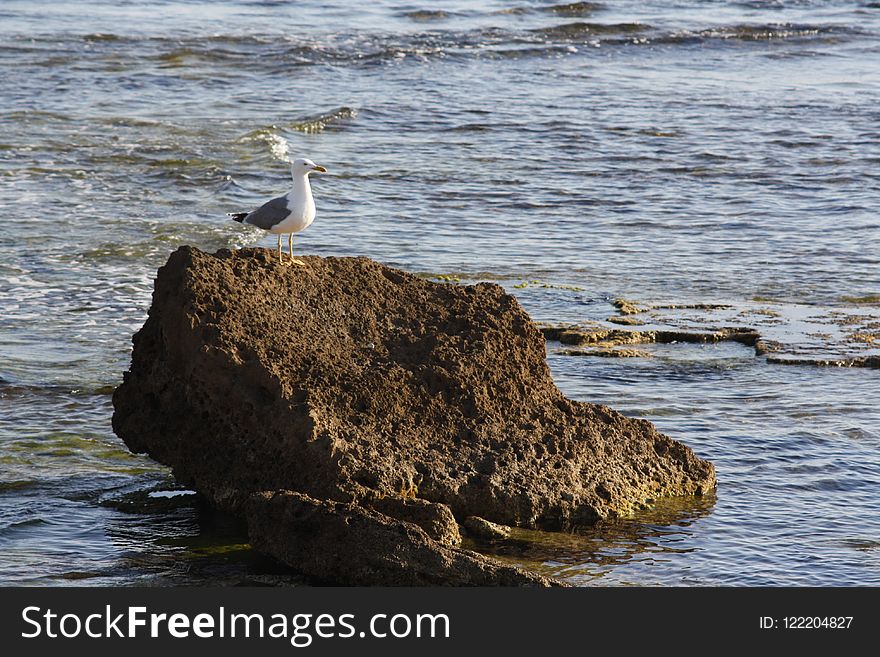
227,212 -> 248,223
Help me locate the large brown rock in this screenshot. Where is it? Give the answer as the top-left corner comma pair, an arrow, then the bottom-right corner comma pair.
113,246 -> 715,584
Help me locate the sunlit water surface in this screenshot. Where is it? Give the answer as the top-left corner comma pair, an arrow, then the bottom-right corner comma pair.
1,0 -> 879,586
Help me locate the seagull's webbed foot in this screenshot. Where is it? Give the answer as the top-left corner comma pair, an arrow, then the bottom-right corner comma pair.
287,233 -> 305,266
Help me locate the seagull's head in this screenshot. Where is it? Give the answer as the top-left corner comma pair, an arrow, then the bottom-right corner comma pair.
292,158 -> 327,176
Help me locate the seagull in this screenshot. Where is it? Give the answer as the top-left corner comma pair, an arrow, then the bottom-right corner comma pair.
228,157 -> 328,266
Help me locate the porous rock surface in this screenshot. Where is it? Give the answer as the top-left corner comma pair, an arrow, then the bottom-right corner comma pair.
113,246 -> 716,584
464,516 -> 512,540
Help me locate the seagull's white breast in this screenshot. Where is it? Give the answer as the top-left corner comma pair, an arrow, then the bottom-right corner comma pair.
268,176 -> 316,234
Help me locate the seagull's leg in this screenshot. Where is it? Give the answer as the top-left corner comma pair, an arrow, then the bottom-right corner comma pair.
277,234 -> 290,266
288,232 -> 305,266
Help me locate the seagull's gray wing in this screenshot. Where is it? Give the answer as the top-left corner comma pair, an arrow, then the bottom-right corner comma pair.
244,195 -> 290,230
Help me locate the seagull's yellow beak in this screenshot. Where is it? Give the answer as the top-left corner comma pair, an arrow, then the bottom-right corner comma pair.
312,165 -> 327,173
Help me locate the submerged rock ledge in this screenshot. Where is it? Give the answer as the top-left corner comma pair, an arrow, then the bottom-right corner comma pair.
113,247 -> 716,585
541,323 -> 880,368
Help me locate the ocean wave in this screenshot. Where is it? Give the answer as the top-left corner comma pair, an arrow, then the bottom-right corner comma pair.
289,106 -> 358,133
82,32 -> 122,42
533,21 -> 649,38
402,9 -> 454,22
540,2 -> 605,17
237,107 -> 357,162
2,19 -> 873,72
656,23 -> 861,44
242,129 -> 290,162
240,107 -> 359,143
0,514 -> 45,530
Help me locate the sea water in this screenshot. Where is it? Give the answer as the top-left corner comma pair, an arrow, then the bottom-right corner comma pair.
1,0 -> 878,585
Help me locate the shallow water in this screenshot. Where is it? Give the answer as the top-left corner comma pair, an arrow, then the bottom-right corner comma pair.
1,0 -> 878,586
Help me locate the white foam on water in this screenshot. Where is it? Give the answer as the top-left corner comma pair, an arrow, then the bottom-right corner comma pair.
264,132 -> 290,162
